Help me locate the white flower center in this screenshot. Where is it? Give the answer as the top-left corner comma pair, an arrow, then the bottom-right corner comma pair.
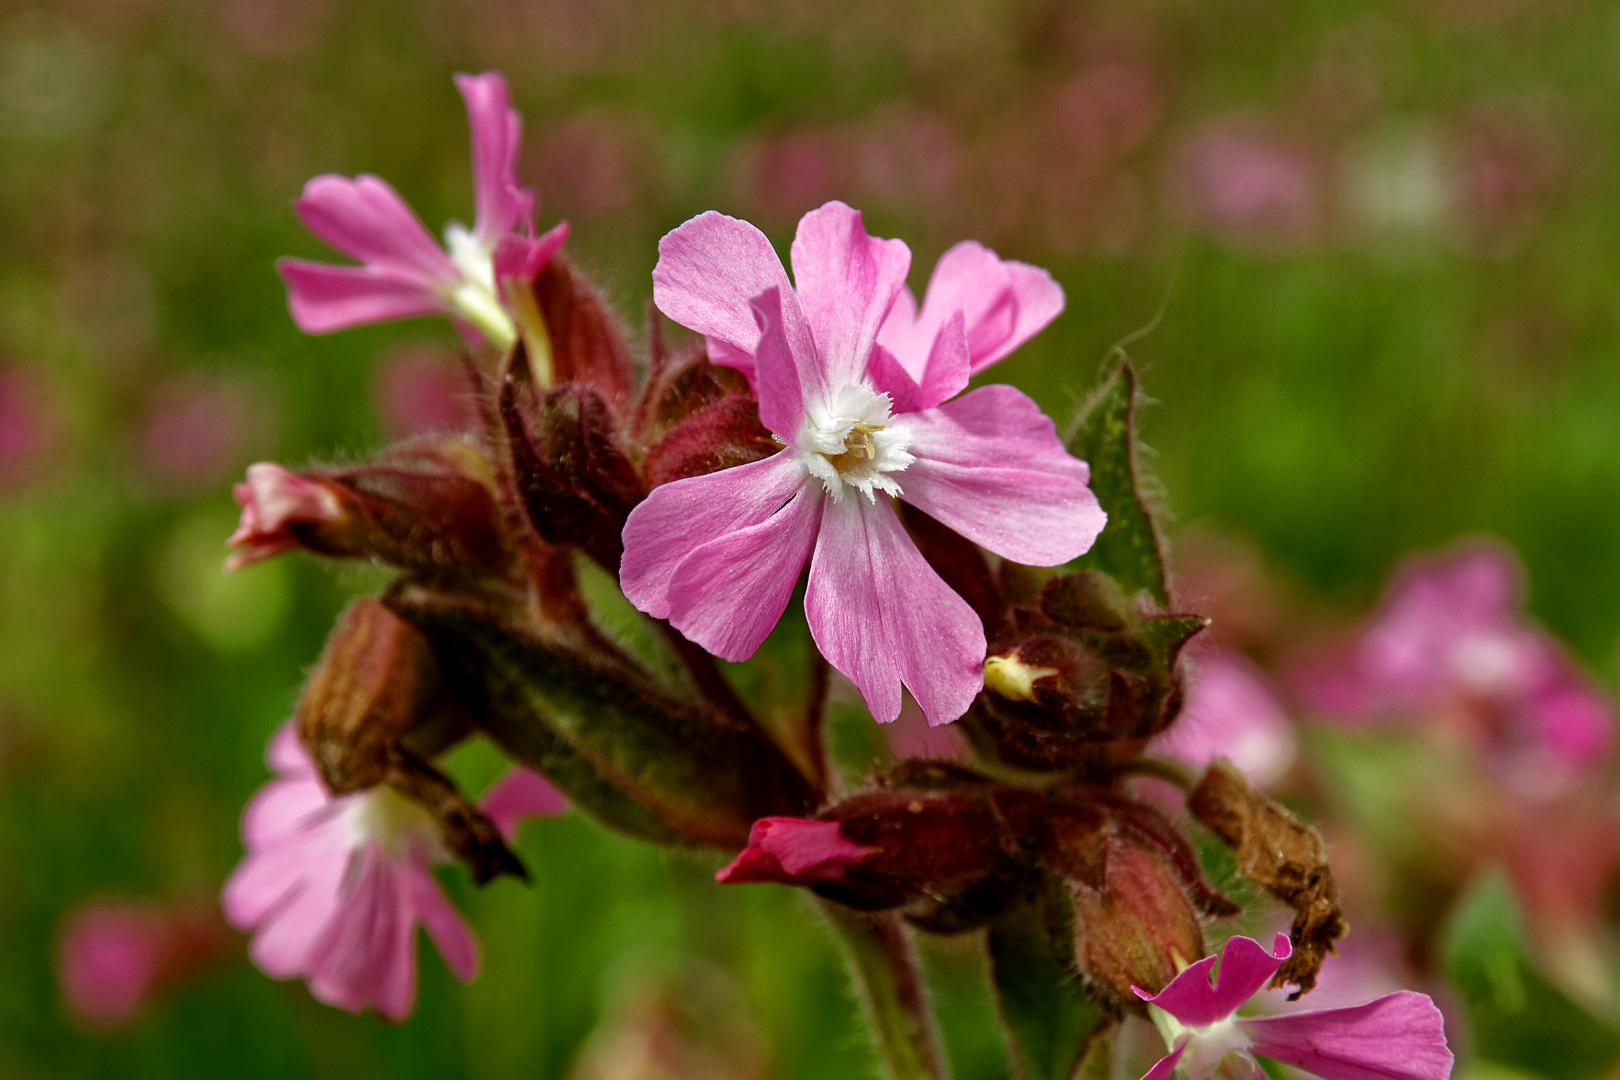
343,784 -> 442,860
795,383 -> 914,503
1149,1005 -> 1259,1080
444,222 -> 518,350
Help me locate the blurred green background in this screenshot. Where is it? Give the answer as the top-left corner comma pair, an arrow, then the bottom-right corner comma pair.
2,0 -> 1618,1076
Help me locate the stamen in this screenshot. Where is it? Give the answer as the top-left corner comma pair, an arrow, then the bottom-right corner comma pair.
825,422 -> 885,473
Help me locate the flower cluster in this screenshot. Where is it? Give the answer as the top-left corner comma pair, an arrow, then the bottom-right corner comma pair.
214,69 -> 1454,1080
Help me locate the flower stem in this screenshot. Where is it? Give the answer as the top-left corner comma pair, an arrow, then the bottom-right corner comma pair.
1111,754 -> 1198,791
820,901 -> 950,1080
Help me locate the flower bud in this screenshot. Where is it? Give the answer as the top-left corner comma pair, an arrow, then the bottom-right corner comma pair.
501,354 -> 644,570
226,439 -> 514,579
1068,828 -> 1208,1004
519,255 -> 636,406
634,347 -> 780,489
296,598 -> 449,793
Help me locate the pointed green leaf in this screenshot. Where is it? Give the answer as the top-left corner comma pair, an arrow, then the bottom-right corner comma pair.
989,888 -> 1109,1080
1065,360 -> 1168,607
1440,870 -> 1620,1080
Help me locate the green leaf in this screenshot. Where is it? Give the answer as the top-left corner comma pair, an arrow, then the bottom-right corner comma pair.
821,901 -> 950,1080
1440,870 -> 1620,1080
1065,360 -> 1168,607
988,887 -> 1108,1080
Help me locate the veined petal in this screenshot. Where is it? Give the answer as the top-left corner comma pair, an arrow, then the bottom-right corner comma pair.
667,480 -> 822,662
789,201 -> 911,390
454,72 -> 535,244
806,496 -> 984,726
293,175 -> 458,285
306,848 -> 404,1016
1241,991 -> 1454,1080
880,240 -> 1064,375
867,310 -> 970,414
749,286 -> 810,439
892,385 -> 1105,566
620,452 -> 805,620
240,775 -> 330,849
1136,934 -> 1292,1028
652,211 -> 813,367
1137,1041 -> 1189,1080
408,861 -> 481,983
277,259 -> 450,334
705,336 -> 758,385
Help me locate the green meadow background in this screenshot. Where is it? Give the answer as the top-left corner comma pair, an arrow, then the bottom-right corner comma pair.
1,0 -> 1618,1076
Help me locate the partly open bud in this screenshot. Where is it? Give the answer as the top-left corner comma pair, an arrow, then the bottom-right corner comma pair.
967,571 -> 1207,769
226,439 -> 514,580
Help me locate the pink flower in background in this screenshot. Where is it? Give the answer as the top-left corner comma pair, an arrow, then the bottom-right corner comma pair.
225,462 -> 345,571
58,900 -> 230,1029
277,72 -> 567,351
372,347 -> 479,437
59,903 -> 163,1028
222,728 -> 564,1019
881,695 -> 971,762
1134,934 -> 1453,1080
1297,541 -> 1613,791
139,377 -> 255,490
1154,655 -> 1297,788
1173,121 -> 1325,247
624,202 -> 1105,725
0,367 -> 62,489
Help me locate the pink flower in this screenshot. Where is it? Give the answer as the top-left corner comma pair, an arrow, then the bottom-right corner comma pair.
1153,655 -> 1297,788
59,903 -> 163,1028
1134,934 -> 1453,1080
276,72 -> 567,351
1298,542 -> 1614,789
624,202 -> 1105,725
222,728 -> 565,1019
225,462 -> 345,571
714,817 -> 876,884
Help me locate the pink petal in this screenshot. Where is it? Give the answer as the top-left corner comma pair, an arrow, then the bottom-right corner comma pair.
266,722 -> 315,777
652,210 -> 813,370
620,451 -> 805,620
877,241 -> 1064,376
231,463 -> 343,538
805,496 -> 984,726
891,385 -> 1105,566
787,201 -> 911,389
492,221 -> 569,292
748,286 -> 810,443
666,477 -> 822,662
454,72 -> 535,245
240,775 -> 330,849
1530,679 -> 1615,771
237,833 -> 352,978
408,862 -> 480,982
276,259 -> 448,335
705,336 -> 758,385
292,175 -> 457,285
480,767 -> 569,841
1137,1042 -> 1188,1080
1153,656 -> 1298,788
1135,934 -> 1291,1027
867,310 -> 970,414
715,817 -> 875,883
1241,991 -> 1454,1080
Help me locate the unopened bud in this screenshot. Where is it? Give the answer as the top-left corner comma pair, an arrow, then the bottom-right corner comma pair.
296,598 -> 448,794
1068,830 -> 1207,1003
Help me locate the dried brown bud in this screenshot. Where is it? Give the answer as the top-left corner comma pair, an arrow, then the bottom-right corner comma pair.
1188,759 -> 1348,996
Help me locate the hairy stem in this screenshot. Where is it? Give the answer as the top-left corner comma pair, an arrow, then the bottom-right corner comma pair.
820,901 -> 950,1080
1110,753 -> 1198,791
804,648 -> 831,792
